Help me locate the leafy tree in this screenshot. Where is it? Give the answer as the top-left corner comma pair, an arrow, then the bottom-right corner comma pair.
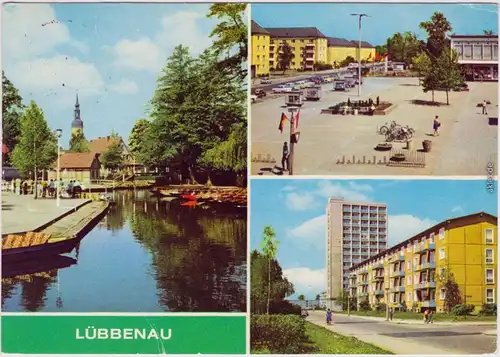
340,56 -> 356,67
206,3 -> 248,81
128,119 -> 150,157
278,42 -> 293,74
11,101 -> 57,198
251,250 -> 295,315
412,51 -> 431,86
375,44 -> 388,56
387,32 -> 423,66
435,48 -> 464,105
336,290 -> 357,311
260,226 -> 280,315
358,297 -> 371,311
298,294 -> 305,301
483,30 -> 495,36
101,133 -> 124,171
69,131 -> 89,153
315,294 -> 320,301
437,265 -> 462,313
420,12 -> 452,60
2,71 -> 25,164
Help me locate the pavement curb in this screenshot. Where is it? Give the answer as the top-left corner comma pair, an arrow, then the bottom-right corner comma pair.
338,313 -> 497,326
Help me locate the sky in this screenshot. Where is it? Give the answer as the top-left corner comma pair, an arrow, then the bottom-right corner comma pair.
3,3 -> 221,147
250,179 -> 498,299
252,3 -> 498,46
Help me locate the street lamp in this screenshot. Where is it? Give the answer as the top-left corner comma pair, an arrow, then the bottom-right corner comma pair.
350,13 -> 370,97
55,128 -> 62,207
287,107 -> 298,175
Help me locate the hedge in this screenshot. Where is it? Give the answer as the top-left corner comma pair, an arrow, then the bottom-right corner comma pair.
251,314 -> 308,353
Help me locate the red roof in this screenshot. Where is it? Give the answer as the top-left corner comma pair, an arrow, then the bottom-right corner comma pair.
89,136 -> 120,154
52,152 -> 100,169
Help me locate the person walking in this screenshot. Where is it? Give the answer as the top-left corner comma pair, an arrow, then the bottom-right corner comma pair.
281,142 -> 289,172
482,100 -> 488,115
326,308 -> 332,325
433,115 -> 441,136
423,309 -> 429,323
388,307 -> 394,321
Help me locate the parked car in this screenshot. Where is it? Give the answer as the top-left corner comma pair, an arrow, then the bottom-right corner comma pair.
272,85 -> 290,93
334,81 -> 349,91
260,78 -> 272,84
251,94 -> 258,103
253,88 -> 267,98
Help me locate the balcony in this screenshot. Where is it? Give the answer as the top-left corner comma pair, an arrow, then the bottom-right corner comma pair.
415,262 -> 436,271
374,289 -> 385,295
358,292 -> 368,297
374,263 -> 384,269
394,255 -> 405,262
358,281 -> 369,286
417,242 -> 436,252
416,281 -> 436,289
419,300 -> 436,308
343,244 -> 352,249
374,275 -> 384,280
391,271 -> 405,278
392,286 -> 405,293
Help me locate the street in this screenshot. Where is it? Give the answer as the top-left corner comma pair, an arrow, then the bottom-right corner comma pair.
307,311 -> 497,355
250,77 -> 498,176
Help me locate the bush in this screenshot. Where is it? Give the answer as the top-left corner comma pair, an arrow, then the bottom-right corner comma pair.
359,298 -> 370,311
451,303 -> 475,316
251,314 -> 308,353
374,302 -> 387,312
271,300 -> 302,315
479,304 -> 497,316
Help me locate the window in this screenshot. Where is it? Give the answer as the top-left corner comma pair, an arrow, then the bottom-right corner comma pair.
439,248 -> 445,260
486,289 -> 495,304
439,228 -> 445,240
440,288 -> 446,300
407,275 -> 412,285
485,228 -> 494,244
486,249 -> 494,264
486,269 -> 494,284
407,244 -> 411,252
407,292 -> 412,301
407,261 -> 410,270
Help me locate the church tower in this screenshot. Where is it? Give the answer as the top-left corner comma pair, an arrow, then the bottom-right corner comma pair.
71,94 -> 84,136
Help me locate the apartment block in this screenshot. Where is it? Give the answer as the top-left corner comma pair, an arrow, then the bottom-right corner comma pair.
326,197 -> 388,302
348,212 -> 497,312
251,20 -> 271,77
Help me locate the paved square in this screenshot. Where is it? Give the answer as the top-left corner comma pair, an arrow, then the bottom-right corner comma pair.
251,77 -> 498,176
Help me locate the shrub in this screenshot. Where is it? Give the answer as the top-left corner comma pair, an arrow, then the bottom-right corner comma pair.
374,302 -> 387,312
451,303 -> 475,316
359,298 -> 370,311
251,314 -> 308,353
271,300 -> 301,315
479,304 -> 497,316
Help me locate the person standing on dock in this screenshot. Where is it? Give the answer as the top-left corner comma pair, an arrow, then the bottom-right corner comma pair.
49,179 -> 55,197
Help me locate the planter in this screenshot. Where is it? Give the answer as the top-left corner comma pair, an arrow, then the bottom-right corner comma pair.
422,140 -> 432,153
375,143 -> 392,151
353,109 -> 359,115
391,153 -> 406,162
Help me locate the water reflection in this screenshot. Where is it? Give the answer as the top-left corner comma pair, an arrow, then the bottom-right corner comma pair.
2,190 -> 247,312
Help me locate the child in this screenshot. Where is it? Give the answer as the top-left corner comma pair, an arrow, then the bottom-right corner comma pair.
326,309 -> 332,324
433,116 -> 441,136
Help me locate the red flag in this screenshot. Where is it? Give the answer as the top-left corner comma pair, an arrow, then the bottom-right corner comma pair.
295,110 -> 300,130
375,52 -> 379,61
2,144 -> 9,154
278,113 -> 287,133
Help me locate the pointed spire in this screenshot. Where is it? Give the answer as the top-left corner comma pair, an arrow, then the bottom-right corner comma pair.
75,93 -> 79,107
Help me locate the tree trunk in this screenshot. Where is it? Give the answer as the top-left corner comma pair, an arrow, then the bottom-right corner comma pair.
188,164 -> 198,185
445,89 -> 449,105
266,258 -> 271,315
431,90 -> 435,103
34,165 -> 38,199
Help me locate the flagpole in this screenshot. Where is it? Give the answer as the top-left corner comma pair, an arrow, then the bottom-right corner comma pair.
288,108 -> 297,175
351,13 -> 370,97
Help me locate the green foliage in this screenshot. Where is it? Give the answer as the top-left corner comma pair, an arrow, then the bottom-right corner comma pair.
451,303 -> 475,316
435,48 -> 464,104
277,43 -> 293,74
336,290 -> 357,311
69,131 -> 90,153
386,32 -> 423,65
2,71 -> 25,164
261,226 -> 279,259
298,294 -> 305,301
437,265 -> 462,313
315,294 -> 320,301
206,3 -> 248,82
479,304 -> 497,316
11,101 -> 57,181
374,302 -> 387,312
313,62 -> 333,71
420,12 -> 452,60
101,135 -> 124,171
250,250 -> 295,315
483,30 -> 495,36
358,298 -> 371,311
251,315 -> 309,354
340,56 -> 356,67
128,119 -> 150,157
375,44 -> 388,56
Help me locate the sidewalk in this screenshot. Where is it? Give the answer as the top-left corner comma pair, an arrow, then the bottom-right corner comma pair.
339,313 -> 497,326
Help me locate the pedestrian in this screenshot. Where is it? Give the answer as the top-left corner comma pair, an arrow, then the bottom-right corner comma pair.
281,142 -> 289,172
433,115 -> 441,136
376,96 -> 380,106
49,179 -> 55,197
343,102 -> 349,115
370,103 -> 376,116
389,307 -> 394,321
423,309 -> 429,323
326,308 -> 332,325
428,310 -> 434,324
67,180 -> 74,197
15,178 -> 21,195
482,100 -> 488,115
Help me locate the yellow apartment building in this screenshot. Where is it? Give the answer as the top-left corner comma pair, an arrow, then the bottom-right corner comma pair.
348,212 -> 497,312
251,20 -> 271,77
327,37 -> 376,67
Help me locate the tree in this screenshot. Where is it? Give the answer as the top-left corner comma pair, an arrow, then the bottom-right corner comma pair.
340,56 -> 356,67
437,265 -> 462,313
483,30 -> 495,36
420,12 -> 452,60
336,290 -> 357,311
260,226 -> 279,315
435,48 -> 464,105
277,42 -> 293,74
101,133 -> 124,172
412,51 -> 431,86
375,44 -> 388,56
206,3 -> 248,81
69,131 -> 89,153
11,101 -> 57,198
298,294 -> 305,301
128,119 -> 150,157
387,32 -> 423,66
2,71 -> 25,164
315,294 -> 320,301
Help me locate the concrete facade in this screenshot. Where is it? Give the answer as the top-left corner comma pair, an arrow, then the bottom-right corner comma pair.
326,197 -> 388,303
451,35 -> 498,80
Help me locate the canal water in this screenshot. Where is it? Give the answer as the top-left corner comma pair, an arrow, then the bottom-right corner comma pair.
1,190 -> 247,312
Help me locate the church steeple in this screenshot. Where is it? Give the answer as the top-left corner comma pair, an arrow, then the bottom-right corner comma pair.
71,93 -> 84,135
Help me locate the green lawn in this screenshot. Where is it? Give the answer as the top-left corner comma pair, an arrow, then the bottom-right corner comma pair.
252,321 -> 392,354
337,310 -> 497,322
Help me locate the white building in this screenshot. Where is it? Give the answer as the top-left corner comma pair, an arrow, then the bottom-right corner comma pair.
451,34 -> 498,81
326,197 -> 388,304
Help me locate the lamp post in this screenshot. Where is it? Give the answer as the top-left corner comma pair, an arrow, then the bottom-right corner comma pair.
55,128 -> 62,207
386,256 -> 392,321
351,13 -> 370,97
287,107 -> 298,175
347,291 -> 351,316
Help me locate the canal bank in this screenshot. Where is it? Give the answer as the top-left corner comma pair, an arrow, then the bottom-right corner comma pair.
2,190 -> 247,312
